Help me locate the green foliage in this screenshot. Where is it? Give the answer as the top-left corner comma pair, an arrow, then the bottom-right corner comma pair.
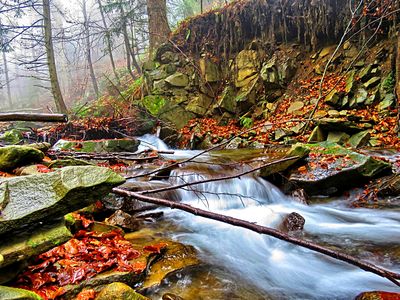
382,72 -> 395,92
142,95 -> 166,115
239,116 -> 253,128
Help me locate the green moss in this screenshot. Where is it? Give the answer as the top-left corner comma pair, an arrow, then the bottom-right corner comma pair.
142,95 -> 166,115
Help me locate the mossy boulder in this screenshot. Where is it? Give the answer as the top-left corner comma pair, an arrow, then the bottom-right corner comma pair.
52,139 -> 140,153
0,286 -> 42,300
0,130 -> 23,145
0,146 -> 44,171
96,282 -> 149,300
0,221 -> 72,268
0,166 -> 125,235
288,142 -> 391,195
165,73 -> 189,87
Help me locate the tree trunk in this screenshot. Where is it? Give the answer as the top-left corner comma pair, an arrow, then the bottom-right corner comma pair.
97,0 -> 119,83
0,112 -> 67,122
396,32 -> 400,131
43,0 -> 68,114
83,1 -> 99,98
119,6 -> 137,78
147,0 -> 171,58
2,50 -> 12,107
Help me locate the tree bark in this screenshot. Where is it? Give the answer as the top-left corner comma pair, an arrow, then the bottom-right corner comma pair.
119,5 -> 141,77
112,188 -> 400,287
82,1 -> 99,98
43,0 -> 68,114
97,0 -> 119,83
0,113 -> 67,122
147,0 -> 171,58
396,31 -> 400,131
2,51 -> 12,107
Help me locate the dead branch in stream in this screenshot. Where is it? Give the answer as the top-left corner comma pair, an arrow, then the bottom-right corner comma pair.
139,156 -> 299,195
0,113 -> 68,123
112,188 -> 400,287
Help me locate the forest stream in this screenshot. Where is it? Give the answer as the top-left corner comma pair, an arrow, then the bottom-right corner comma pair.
124,136 -> 400,300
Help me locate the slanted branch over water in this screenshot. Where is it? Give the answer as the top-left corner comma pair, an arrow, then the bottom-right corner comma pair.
0,113 -> 68,123
112,188 -> 400,287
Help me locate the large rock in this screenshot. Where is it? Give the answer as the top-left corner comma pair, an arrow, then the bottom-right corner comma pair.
234,50 -> 261,86
0,286 -> 42,300
52,139 -> 140,153
96,282 -> 149,300
0,166 -> 125,235
0,129 -> 23,145
165,73 -> 189,87
186,94 -> 213,115
289,142 -> 391,195
0,221 -> 72,268
0,146 -> 44,171
199,58 -> 221,82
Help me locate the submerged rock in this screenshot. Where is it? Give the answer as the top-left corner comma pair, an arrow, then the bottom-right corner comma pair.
52,139 -> 140,153
105,210 -> 141,232
0,166 -> 125,235
0,146 -> 44,171
0,286 -> 42,300
0,221 -> 72,269
278,212 -> 305,233
289,142 -> 391,195
96,282 -> 149,300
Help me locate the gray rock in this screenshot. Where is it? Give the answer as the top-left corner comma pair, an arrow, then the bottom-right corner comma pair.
0,166 -> 125,235
327,131 -> 350,144
165,73 -> 189,87
363,77 -> 380,89
349,131 -> 370,148
0,286 -> 42,300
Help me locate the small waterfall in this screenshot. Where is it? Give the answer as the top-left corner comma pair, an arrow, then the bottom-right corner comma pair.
134,136 -> 400,299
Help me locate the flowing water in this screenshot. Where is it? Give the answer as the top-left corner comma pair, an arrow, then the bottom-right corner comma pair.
135,136 -> 400,299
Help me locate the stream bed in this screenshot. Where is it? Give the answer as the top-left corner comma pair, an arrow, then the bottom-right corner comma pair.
134,136 -> 400,300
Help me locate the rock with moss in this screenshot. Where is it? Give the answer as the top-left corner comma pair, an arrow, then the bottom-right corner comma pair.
0,286 -> 42,300
289,142 -> 391,195
259,144 -> 310,177
165,73 -> 189,87
0,166 -> 125,235
348,131 -> 370,148
0,146 -> 44,171
0,130 -> 23,145
186,94 -> 213,116
51,139 -> 140,153
0,221 -> 72,268
47,158 -> 93,169
96,282 -> 149,300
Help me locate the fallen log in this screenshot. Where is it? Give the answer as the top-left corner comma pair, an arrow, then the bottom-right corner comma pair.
0,113 -> 68,123
112,188 -> 400,287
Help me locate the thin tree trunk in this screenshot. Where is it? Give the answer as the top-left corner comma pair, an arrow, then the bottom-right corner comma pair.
396,31 -> 400,131
2,50 -> 11,107
96,0 -> 120,83
83,1 -> 99,98
43,0 -> 67,114
119,5 -> 140,77
147,0 -> 171,58
112,188 -> 400,287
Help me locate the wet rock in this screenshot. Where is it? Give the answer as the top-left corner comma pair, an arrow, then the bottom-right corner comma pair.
377,174 -> 400,197
47,158 -> 93,168
355,291 -> 400,300
162,293 -> 185,300
290,189 -> 309,204
308,126 -> 326,143
259,143 -> 310,177
0,129 -> 23,145
14,164 -> 51,176
363,77 -> 380,89
0,166 -> 125,235
186,94 -> 213,115
0,221 -> 72,268
96,282 -> 149,300
52,139 -> 140,153
105,210 -> 141,232
140,240 -> 199,290
0,286 -> 42,300
199,58 -> 221,82
278,212 -> 305,233
27,142 -> 51,153
217,86 -> 236,113
165,73 -> 189,87
349,131 -> 370,148
287,101 -> 304,114
0,146 -> 44,171
326,131 -> 350,144
288,142 -> 392,195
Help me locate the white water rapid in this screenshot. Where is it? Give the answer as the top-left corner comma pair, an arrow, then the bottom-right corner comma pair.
137,136 -> 400,299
